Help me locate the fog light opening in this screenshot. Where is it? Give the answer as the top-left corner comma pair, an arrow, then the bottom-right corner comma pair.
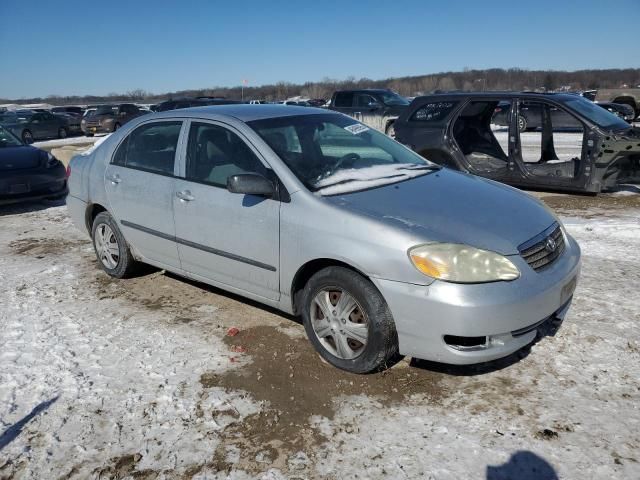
444,335 -> 488,351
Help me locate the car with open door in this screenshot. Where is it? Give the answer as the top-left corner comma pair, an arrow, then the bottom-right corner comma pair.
67,104 -> 581,373
394,92 -> 640,194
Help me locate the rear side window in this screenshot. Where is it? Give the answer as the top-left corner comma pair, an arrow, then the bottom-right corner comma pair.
333,92 -> 354,108
112,121 -> 182,175
411,101 -> 458,122
185,122 -> 268,187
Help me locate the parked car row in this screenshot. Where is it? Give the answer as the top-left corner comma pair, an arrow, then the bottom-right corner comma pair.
0,110 -> 80,143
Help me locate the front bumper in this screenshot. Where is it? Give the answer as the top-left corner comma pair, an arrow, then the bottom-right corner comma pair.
0,169 -> 67,205
81,124 -> 112,134
373,234 -> 581,365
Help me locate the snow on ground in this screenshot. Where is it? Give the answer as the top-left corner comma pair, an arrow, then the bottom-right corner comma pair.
0,199 -> 639,479
33,135 -> 102,150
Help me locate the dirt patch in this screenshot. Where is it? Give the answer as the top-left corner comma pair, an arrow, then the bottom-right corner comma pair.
540,192 -> 640,216
201,325 -> 448,473
8,237 -> 88,257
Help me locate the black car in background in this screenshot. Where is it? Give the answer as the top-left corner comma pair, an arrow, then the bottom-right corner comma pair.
596,102 -> 635,123
394,92 -> 640,194
329,88 -> 409,136
51,106 -> 84,118
0,110 -> 74,143
155,97 -> 242,112
0,125 -> 67,205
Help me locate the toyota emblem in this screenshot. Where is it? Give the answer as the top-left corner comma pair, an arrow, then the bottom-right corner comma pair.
545,237 -> 557,253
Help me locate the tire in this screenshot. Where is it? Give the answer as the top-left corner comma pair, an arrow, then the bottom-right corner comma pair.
22,130 -> 34,144
113,122 -> 121,132
58,127 -> 68,139
385,122 -> 396,139
91,212 -> 139,278
301,266 -> 398,373
518,115 -> 527,132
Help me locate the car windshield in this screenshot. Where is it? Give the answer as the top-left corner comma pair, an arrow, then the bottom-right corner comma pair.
248,113 -> 438,195
0,126 -> 23,147
94,105 -> 118,115
380,91 -> 409,106
563,97 -> 629,130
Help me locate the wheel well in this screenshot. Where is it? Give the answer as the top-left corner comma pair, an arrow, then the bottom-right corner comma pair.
290,258 -> 368,315
85,203 -> 107,233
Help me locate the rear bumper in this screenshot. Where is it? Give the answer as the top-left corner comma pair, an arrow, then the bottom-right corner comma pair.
66,195 -> 89,234
373,234 -> 581,365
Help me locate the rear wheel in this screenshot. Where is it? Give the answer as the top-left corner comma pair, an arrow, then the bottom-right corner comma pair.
22,130 -> 34,144
91,212 -> 139,278
58,127 -> 68,139
301,266 -> 398,373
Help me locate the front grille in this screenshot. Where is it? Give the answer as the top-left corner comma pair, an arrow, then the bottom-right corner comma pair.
519,223 -> 565,272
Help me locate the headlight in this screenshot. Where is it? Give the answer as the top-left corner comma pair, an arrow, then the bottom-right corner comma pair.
408,243 -> 520,283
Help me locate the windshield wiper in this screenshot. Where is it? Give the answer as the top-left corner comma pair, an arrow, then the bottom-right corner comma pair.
395,164 -> 441,171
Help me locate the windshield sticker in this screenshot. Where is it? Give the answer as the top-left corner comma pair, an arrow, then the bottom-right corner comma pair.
344,124 -> 370,135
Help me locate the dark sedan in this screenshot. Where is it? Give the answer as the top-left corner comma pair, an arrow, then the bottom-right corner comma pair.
0,110 -> 73,144
0,126 -> 67,205
596,102 -> 635,123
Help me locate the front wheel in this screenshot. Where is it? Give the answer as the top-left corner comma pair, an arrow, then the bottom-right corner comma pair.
91,212 -> 139,278
301,266 -> 399,373
58,127 -> 68,139
113,122 -> 121,132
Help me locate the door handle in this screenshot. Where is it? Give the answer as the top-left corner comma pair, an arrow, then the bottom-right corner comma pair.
176,190 -> 195,202
106,174 -> 121,185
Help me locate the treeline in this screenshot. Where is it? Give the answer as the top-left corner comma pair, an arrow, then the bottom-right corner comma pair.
3,68 -> 640,106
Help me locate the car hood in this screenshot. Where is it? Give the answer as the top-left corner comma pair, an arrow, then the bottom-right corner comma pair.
324,169 -> 557,255
0,145 -> 44,170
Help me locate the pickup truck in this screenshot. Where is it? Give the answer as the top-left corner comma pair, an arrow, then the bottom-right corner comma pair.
328,88 -> 409,137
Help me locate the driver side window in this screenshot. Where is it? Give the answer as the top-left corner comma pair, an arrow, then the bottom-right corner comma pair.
185,122 -> 268,188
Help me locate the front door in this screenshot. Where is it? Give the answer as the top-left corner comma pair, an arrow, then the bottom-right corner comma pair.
104,120 -> 185,268
173,120 -> 280,300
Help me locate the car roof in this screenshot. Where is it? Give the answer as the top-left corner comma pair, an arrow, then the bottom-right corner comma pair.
153,104 -> 330,122
335,88 -> 391,94
412,92 -> 581,102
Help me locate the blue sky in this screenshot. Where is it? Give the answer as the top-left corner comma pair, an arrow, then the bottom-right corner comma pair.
1,0 -> 638,98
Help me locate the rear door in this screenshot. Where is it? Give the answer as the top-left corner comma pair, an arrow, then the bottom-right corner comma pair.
331,91 -> 355,116
173,120 -> 280,300
104,120 -> 186,268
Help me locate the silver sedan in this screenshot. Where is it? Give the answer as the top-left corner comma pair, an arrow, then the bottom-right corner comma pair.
67,105 -> 581,373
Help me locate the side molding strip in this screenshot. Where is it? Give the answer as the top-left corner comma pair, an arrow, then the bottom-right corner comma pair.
120,220 -> 277,272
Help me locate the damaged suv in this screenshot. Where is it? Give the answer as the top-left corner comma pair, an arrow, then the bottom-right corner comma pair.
394,93 -> 640,194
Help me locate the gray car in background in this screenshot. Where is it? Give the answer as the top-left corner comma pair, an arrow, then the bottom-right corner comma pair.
0,110 -> 73,143
67,105 -> 581,373
81,103 -> 147,136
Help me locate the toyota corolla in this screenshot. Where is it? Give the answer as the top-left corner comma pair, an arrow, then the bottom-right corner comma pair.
67,105 -> 581,373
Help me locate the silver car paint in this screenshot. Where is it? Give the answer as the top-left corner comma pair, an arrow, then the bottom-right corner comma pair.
67,105 -> 581,364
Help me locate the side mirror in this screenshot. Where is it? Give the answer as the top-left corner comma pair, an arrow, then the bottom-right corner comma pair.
227,173 -> 274,197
